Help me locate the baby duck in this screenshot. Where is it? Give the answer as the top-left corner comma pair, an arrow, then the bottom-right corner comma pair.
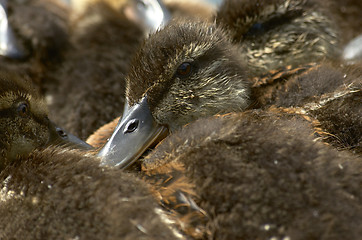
98,20 -> 251,168
0,70 -> 180,239
0,70 -> 90,171
141,110 -> 362,239
254,62 -> 362,154
46,0 -> 172,140
0,147 -> 181,239
1,0 -> 70,89
216,0 -> 339,76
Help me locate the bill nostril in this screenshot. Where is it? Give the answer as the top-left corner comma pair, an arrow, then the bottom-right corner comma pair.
124,119 -> 139,134
56,127 -> 68,138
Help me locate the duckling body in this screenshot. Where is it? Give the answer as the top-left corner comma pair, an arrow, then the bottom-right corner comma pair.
216,0 -> 339,76
141,110 -> 362,239
0,147 -> 179,239
46,1 -> 144,140
3,0 -> 70,90
0,68 -> 179,239
91,3 -> 362,238
0,69 -> 91,171
252,63 -> 362,154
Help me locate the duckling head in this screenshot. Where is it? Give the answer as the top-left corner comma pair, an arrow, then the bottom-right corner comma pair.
99,21 -> 251,168
0,72 -> 90,171
216,0 -> 339,75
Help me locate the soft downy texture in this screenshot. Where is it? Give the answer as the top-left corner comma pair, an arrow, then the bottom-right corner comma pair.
141,110 -> 362,239
45,0 -> 144,140
1,0 -> 70,90
0,147 -> 181,239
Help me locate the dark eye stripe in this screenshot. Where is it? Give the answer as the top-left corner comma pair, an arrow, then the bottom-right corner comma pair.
176,62 -> 192,78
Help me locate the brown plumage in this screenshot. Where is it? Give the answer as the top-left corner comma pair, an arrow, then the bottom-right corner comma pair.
0,147 -> 180,239
0,69 -> 91,171
45,1 -> 144,140
216,0 -> 339,76
3,0 -> 69,90
0,68 -> 179,239
319,0 -> 362,45
252,63 -> 362,154
141,110 -> 362,239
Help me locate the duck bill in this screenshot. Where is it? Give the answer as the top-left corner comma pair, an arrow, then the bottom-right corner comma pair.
124,0 -> 171,35
98,96 -> 168,169
48,122 -> 93,150
0,0 -> 27,59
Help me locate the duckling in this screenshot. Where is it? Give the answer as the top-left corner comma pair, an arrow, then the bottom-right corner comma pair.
252,62 -> 362,154
140,110 -> 362,239
0,70 -> 91,172
96,1 -> 357,164
215,0 -> 339,76
0,69 -> 180,239
0,147 -> 181,239
46,0 -> 167,140
1,0 -> 70,89
98,20 -> 251,167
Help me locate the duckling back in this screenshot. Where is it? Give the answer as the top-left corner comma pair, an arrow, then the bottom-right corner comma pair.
46,1 -> 144,140
3,0 -> 70,90
0,147 -> 179,239
142,110 -> 362,239
216,0 -> 339,76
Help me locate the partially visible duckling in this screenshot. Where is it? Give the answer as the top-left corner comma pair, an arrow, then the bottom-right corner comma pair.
0,146 -> 181,239
0,69 -> 180,239
2,0 -> 70,89
98,20 -> 251,167
46,0 -> 161,140
253,63 -> 361,154
216,0 -> 339,76
0,70 -> 91,171
163,0 -> 217,22
141,110 -> 362,239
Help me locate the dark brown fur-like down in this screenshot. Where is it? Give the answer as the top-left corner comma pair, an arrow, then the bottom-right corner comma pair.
216,0 -> 339,76
0,147 -> 178,239
252,63 -> 362,154
318,0 -> 362,45
46,1 -> 144,140
3,0 -> 70,89
142,110 -> 362,240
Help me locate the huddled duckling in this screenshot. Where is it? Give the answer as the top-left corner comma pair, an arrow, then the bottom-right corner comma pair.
0,70 -> 181,239
0,70 -> 90,171
90,1 -> 361,237
0,147 -> 182,239
1,0 -> 70,90
46,0 -> 172,140
253,62 -> 362,154
97,20 -> 251,167
216,0 -> 339,76
141,110 -> 362,239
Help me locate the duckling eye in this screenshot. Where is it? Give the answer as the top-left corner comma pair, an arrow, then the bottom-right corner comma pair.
17,103 -> 29,117
176,62 -> 192,78
124,119 -> 139,134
